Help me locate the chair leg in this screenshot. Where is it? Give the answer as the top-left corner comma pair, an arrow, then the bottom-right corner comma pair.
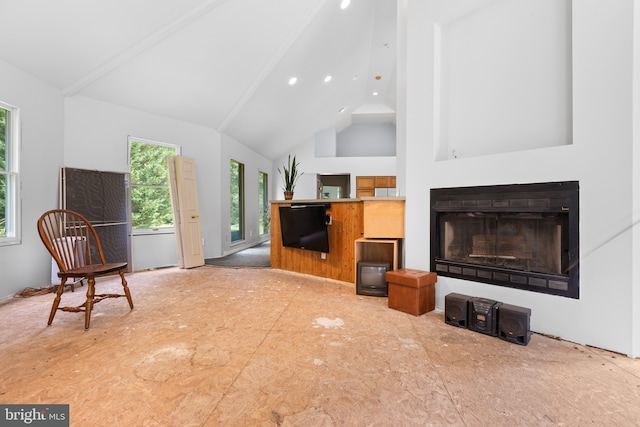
84,276 -> 96,331
48,278 -> 67,325
119,270 -> 134,309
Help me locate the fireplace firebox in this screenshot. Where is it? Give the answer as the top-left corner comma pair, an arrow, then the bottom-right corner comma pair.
430,182 -> 579,299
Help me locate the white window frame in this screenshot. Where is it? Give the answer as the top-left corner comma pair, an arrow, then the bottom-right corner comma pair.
258,170 -> 269,236
127,136 -> 181,236
0,100 -> 20,246
230,158 -> 245,244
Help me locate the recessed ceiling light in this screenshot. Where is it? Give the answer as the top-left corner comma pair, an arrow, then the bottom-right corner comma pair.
338,107 -> 345,113
375,75 -> 382,80
340,0 -> 351,10
288,77 -> 297,85
324,75 -> 332,83
372,91 -> 379,96
353,74 -> 359,80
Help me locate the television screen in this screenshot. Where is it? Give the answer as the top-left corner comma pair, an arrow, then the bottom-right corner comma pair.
279,205 -> 330,253
357,261 -> 390,297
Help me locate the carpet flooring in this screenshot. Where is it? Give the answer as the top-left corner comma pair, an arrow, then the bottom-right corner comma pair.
1,266 -> 640,426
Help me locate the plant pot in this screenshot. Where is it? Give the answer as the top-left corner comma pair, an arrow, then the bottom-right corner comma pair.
284,191 -> 294,200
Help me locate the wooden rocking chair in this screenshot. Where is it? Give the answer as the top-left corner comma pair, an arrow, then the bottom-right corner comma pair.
37,209 -> 134,330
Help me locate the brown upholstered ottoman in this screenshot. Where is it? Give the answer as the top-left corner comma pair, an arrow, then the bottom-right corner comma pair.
386,269 -> 437,316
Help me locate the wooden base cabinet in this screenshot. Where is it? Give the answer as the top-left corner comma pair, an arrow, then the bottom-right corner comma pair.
354,238 -> 402,283
270,200 -> 363,283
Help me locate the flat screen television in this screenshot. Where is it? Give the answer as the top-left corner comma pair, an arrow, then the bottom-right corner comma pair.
356,261 -> 390,297
279,204 -> 330,253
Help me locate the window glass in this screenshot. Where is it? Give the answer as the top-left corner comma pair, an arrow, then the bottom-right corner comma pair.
0,108 -> 6,238
0,173 -> 6,238
129,138 -> 179,230
259,171 -> 269,235
230,159 -> 244,242
0,102 -> 19,245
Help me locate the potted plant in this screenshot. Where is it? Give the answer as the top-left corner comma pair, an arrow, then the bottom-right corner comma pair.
278,154 -> 303,200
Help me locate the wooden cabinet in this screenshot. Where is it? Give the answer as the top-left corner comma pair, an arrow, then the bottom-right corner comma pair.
354,238 -> 402,282
357,176 -> 375,189
358,189 -> 375,197
374,176 -> 390,188
363,199 -> 405,238
356,176 -> 375,198
356,175 -> 396,198
355,198 -> 405,283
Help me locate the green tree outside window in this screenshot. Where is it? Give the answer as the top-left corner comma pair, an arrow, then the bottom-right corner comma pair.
0,108 -> 8,238
259,171 -> 269,235
230,159 -> 244,242
129,140 -> 178,229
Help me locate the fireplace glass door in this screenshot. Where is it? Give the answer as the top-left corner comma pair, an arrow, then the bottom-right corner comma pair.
438,212 -> 568,276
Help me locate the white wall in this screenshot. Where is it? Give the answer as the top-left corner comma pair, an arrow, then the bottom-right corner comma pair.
0,59 -> 64,298
633,0 -> 640,360
336,123 -> 396,157
273,135 -> 398,201
63,96 -> 223,269
435,0 -> 572,160
0,78 -> 272,296
220,133 -> 273,256
400,0 -> 639,356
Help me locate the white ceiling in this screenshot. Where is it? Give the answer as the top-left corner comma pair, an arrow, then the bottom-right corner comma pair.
0,0 -> 397,160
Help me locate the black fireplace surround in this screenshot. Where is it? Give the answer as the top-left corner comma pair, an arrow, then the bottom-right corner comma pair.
430,181 -> 579,299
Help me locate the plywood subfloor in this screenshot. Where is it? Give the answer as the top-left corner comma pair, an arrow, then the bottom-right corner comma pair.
1,266 -> 639,426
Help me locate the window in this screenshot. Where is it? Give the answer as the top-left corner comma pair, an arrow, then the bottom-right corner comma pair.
258,171 -> 269,235
230,159 -> 244,242
0,101 -> 20,246
128,137 -> 179,232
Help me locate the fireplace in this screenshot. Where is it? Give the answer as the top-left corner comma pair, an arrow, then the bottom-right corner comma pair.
430,182 -> 579,298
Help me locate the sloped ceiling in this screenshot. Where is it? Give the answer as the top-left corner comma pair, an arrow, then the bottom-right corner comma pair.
0,0 -> 396,160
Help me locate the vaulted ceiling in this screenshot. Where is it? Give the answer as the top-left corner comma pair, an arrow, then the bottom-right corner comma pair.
0,0 -> 397,160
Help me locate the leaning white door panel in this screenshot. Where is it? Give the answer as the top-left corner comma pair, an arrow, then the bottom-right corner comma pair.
168,155 -> 204,268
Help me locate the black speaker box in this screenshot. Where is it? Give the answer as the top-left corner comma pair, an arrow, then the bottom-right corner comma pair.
468,297 -> 501,336
444,293 -> 472,328
498,303 -> 532,345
